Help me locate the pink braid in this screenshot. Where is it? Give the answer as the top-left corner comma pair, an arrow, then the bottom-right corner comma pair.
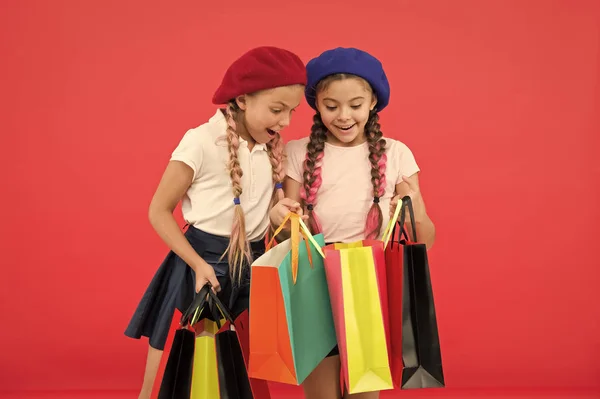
301,113 -> 328,234
364,111 -> 387,239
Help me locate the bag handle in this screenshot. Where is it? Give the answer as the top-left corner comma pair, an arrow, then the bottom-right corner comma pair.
191,290 -> 234,329
181,284 -> 210,326
181,284 -> 235,329
266,212 -> 325,284
383,197 -> 404,248
398,196 -> 418,243
383,196 -> 417,249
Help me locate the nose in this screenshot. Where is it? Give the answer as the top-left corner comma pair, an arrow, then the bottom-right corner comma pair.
338,106 -> 351,121
278,111 -> 292,128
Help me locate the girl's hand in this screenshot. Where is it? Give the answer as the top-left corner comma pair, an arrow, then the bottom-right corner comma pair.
194,259 -> 220,293
269,198 -> 307,229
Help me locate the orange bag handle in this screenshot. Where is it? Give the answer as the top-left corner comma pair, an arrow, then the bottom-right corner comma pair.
266,212 -> 325,284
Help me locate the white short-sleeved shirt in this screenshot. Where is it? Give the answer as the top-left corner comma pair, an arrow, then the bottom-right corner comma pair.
171,110 -> 274,241
285,137 -> 420,243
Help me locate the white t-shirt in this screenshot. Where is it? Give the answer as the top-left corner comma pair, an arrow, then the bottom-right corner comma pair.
171,110 -> 274,241
285,137 -> 420,243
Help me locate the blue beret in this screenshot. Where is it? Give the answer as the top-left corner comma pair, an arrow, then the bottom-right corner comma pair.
305,47 -> 390,111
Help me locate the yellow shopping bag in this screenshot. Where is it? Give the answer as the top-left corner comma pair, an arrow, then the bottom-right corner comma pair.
190,332 -> 220,398
323,240 -> 393,394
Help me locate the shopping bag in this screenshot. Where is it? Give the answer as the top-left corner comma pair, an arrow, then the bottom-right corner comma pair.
215,329 -> 254,398
157,284 -> 216,399
151,301 -> 228,398
189,290 -> 262,398
211,310 -> 271,398
248,213 -> 336,385
158,284 -> 235,399
384,196 -> 445,389
157,327 -> 195,399
323,237 -> 393,394
189,303 -> 227,399
191,284 -> 258,399
190,333 -> 220,398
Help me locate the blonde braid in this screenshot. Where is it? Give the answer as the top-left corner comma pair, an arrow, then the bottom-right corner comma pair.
223,102 -> 252,284
264,132 -> 286,242
266,132 -> 285,205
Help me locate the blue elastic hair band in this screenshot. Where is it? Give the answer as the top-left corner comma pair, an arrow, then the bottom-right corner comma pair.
275,182 -> 283,189
233,197 -> 240,205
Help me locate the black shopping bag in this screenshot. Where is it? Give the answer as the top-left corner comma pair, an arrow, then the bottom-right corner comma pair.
386,196 -> 445,389
215,329 -> 254,399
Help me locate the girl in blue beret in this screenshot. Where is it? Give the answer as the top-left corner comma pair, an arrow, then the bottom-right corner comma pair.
271,47 -> 436,398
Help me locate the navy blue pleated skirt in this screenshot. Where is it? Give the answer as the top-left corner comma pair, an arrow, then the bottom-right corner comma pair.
124,226 -> 265,350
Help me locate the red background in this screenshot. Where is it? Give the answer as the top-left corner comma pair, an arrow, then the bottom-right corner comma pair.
1,0 -> 599,396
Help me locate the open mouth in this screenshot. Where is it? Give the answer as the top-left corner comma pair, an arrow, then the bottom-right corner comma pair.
267,128 -> 278,136
335,124 -> 356,131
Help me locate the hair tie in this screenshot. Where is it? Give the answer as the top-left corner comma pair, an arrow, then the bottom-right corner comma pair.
307,204 -> 314,211
275,182 -> 283,189
233,197 -> 240,205
373,197 -> 380,204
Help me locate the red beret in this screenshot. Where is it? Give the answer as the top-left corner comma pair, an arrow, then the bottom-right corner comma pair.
212,46 -> 307,105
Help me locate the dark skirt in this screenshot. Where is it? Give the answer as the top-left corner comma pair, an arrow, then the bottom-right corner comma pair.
124,225 -> 266,350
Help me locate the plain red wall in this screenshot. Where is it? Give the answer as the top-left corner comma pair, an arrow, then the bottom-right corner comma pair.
1,0 -> 599,393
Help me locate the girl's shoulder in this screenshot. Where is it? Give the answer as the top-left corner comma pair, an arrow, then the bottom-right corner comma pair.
384,137 -> 414,155
382,136 -> 420,177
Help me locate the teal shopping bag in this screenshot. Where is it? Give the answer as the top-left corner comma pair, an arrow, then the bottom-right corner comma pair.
248,213 -> 337,385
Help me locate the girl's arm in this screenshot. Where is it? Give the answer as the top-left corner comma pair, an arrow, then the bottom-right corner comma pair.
392,173 -> 436,249
148,160 -> 221,291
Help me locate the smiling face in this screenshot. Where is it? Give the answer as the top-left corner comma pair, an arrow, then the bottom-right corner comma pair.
315,74 -> 378,147
235,84 -> 305,144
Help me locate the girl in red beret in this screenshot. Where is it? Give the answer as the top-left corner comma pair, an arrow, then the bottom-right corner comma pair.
270,47 -> 437,398
124,46 -> 306,399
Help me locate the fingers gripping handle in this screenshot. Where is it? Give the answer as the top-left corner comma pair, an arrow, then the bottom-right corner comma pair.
181,284 -> 235,329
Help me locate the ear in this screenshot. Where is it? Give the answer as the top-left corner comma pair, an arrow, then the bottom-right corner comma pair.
370,94 -> 378,111
235,95 -> 247,111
